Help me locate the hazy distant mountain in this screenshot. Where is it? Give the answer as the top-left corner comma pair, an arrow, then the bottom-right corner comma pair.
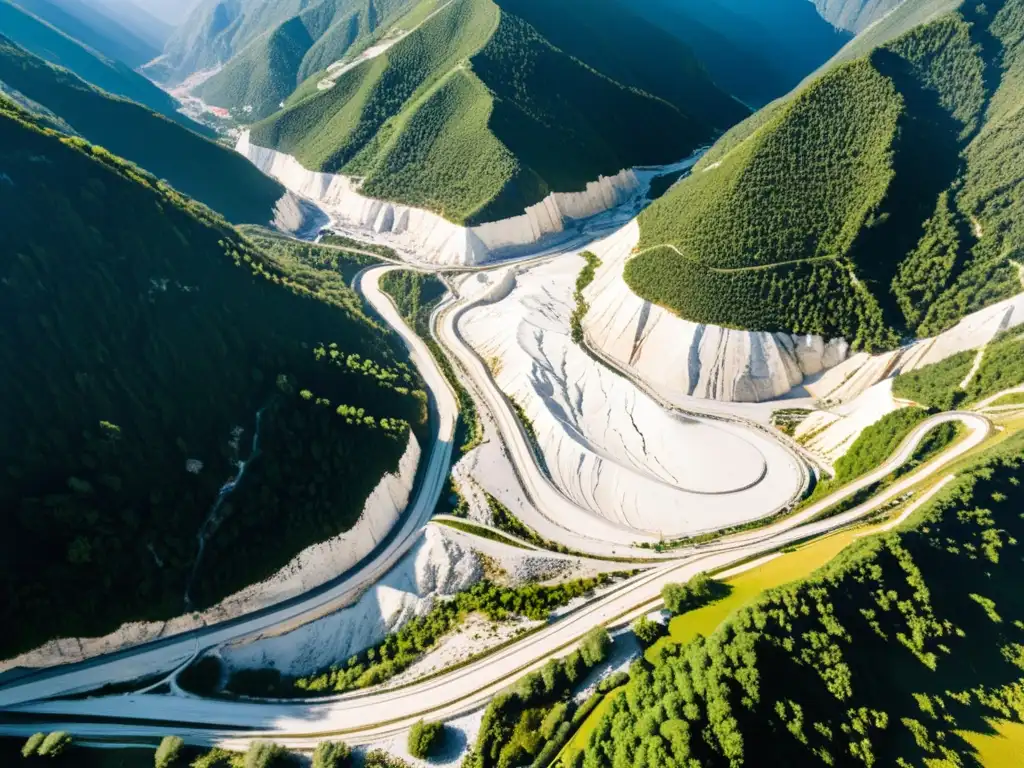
629,0 -> 852,107
9,0 -> 162,66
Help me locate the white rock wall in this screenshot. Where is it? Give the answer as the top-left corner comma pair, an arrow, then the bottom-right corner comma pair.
1,433 -> 421,672
806,291 -> 1024,404
457,258 -> 805,538
219,524 -> 481,677
237,131 -> 676,267
582,221 -> 849,403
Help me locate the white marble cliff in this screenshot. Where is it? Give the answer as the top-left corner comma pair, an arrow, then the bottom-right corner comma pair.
237,131 -> 685,267
582,221 -> 849,403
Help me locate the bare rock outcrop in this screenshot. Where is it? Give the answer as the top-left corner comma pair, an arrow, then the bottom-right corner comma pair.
237,131 -> 679,267
582,221 -> 848,403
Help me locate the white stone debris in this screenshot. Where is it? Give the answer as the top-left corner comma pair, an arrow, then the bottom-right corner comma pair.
1,434 -> 421,672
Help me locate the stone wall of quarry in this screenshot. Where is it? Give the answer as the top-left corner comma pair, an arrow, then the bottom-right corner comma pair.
582,220 -> 849,403
457,259 -> 805,539
237,131 -> 661,267
1,433 -> 421,672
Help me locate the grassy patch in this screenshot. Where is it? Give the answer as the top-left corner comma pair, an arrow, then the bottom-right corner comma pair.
569,251 -> 601,345
645,529 -> 863,663
554,688 -> 624,766
988,391 -> 1024,408
434,517 -> 530,549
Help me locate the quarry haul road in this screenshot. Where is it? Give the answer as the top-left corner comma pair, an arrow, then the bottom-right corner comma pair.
0,405 -> 990,748
0,269 -> 459,710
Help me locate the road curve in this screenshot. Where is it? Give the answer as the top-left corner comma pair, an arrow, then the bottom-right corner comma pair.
0,413 -> 990,749
0,268 -> 458,709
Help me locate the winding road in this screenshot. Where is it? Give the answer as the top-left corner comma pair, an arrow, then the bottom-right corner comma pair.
0,236 -> 1003,755
0,268 -> 458,711
0,258 -> 992,748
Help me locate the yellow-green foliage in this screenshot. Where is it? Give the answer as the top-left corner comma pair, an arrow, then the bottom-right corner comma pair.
579,432 -> 1024,767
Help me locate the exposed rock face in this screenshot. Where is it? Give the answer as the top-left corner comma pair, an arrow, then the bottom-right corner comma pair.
220,524 -> 481,677
807,291 -> 1024,404
811,0 -> 903,31
1,433 -> 421,672
237,131 -> 673,267
583,221 -> 848,403
271,190 -> 329,239
458,258 -> 805,538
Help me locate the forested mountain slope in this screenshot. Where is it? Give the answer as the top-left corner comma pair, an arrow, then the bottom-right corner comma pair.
626,0 -> 1024,352
8,0 -> 160,67
192,0 -> 420,120
0,99 -> 426,659
153,0 -> 333,85
0,0 -> 205,131
631,0 -> 852,107
248,0 -> 747,225
574,432 -> 1024,768
0,36 -> 286,223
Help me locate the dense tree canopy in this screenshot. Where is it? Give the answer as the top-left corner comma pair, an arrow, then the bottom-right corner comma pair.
628,0 -> 1024,350
0,100 -> 426,658
574,432 -> 1024,767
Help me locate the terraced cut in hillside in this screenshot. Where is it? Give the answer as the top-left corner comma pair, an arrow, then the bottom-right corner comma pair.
0,100 -> 427,659
626,0 -> 1024,352
249,0 -> 744,225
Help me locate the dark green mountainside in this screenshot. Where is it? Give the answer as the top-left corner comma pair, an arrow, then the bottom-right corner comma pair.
631,0 -> 852,108
0,35 -> 286,224
249,0 -> 748,225
0,99 -> 426,659
0,0 -> 207,133
627,0 -> 1024,352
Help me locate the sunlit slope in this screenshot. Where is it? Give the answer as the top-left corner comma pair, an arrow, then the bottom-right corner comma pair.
250,0 -> 742,224
0,36 -> 285,223
192,0 -> 420,120
0,100 -> 425,659
627,0 -> 1024,352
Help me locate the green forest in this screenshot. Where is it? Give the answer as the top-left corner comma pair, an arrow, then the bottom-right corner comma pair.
569,431 -> 1024,767
223,574 -> 616,697
465,628 -> 615,768
379,268 -> 483,454
0,36 -> 285,224
250,0 -> 742,225
0,100 -> 428,657
628,0 -> 1024,350
894,327 -> 1024,408
194,0 -> 422,121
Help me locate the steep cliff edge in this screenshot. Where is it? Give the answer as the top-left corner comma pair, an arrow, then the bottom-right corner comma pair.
1,433 -> 421,672
583,221 -> 849,403
238,131 -> 683,266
